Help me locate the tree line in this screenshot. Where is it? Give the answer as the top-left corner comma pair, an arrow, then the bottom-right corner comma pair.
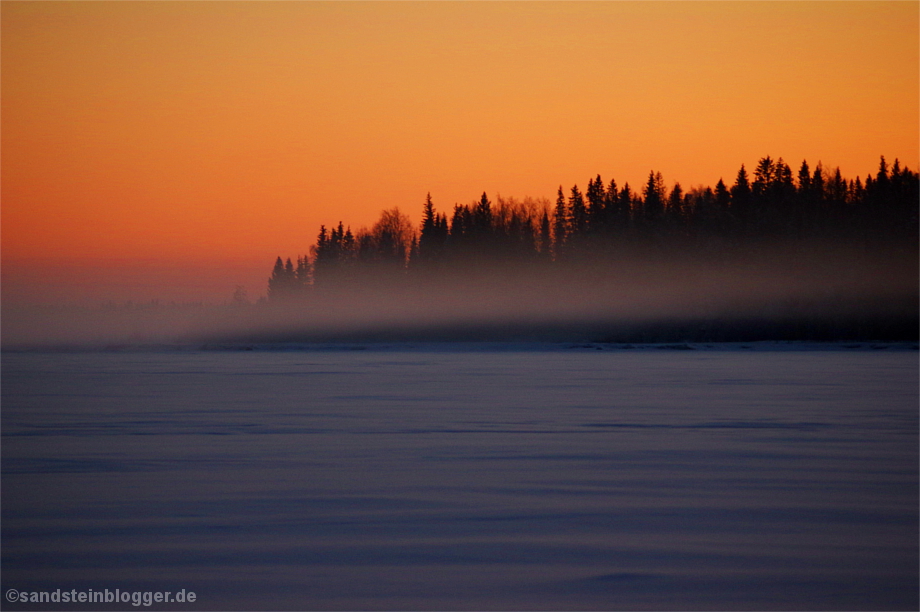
268,156 -> 918,300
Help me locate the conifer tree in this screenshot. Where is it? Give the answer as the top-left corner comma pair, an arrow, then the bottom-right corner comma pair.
474,192 -> 493,237
418,192 -> 443,263
586,174 -> 606,232
569,184 -> 587,236
730,164 -> 752,227
618,183 -> 634,226
829,167 -> 847,207
642,171 -> 666,222
852,176 -> 864,205
605,177 -> 620,231
752,157 -> 775,199
812,163 -> 826,204
267,256 -> 287,301
450,204 -> 466,241
876,155 -> 890,190
797,160 -> 811,193
553,186 -> 568,257
668,182 -> 684,219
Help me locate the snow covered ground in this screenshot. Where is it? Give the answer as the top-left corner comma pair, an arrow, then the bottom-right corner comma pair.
2,347 -> 917,609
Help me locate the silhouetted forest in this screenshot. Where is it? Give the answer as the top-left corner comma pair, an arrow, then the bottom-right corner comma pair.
268,156 -> 919,300
5,156 -> 917,348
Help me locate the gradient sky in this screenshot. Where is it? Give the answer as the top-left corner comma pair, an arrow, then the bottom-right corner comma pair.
3,1 -> 918,304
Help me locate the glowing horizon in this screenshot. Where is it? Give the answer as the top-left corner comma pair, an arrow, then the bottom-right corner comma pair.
3,1 -> 917,304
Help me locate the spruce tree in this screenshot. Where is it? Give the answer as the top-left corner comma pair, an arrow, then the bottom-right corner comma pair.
797,160 -> 811,193
474,192 -> 493,237
553,186 -> 568,257
267,256 -> 286,301
418,192 -> 438,263
586,174 -> 606,232
605,177 -> 620,231
569,184 -> 587,236
642,171 -> 665,222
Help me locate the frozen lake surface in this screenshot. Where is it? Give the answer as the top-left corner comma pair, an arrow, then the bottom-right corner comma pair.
2,345 -> 918,610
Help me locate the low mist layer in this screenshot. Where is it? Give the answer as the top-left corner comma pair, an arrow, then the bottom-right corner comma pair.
4,244 -> 916,348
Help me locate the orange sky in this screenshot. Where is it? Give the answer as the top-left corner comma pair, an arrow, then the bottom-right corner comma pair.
3,1 -> 918,304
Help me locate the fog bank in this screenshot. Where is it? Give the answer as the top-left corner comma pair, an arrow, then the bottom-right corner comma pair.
3,246 -> 917,348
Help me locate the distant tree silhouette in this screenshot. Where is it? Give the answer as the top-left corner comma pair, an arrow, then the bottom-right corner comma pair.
268,256 -> 301,300
604,177 -> 623,235
312,223 -> 354,288
752,156 -> 774,200
667,182 -> 684,220
641,171 -> 666,234
363,207 -> 415,266
713,178 -> 732,235
586,175 -> 606,233
473,192 -> 493,238
797,160 -> 812,193
828,167 -> 847,210
875,155 -> 890,197
568,184 -> 588,240
553,186 -> 568,257
618,183 -> 635,232
730,164 -> 752,230
417,193 -> 448,265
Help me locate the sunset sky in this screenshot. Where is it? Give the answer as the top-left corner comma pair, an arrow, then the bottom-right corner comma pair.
3,1 -> 918,305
